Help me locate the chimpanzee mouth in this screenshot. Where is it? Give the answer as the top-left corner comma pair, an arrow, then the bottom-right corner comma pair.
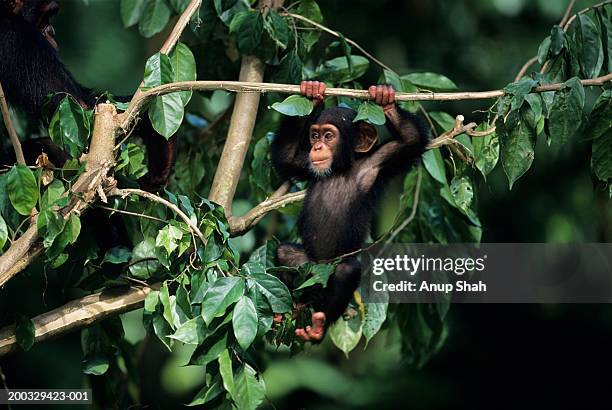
37,1 -> 60,49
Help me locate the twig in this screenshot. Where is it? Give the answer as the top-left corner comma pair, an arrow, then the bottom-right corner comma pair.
428,115 -> 478,149
0,82 -> 25,165
111,188 -> 206,245
283,12 -> 393,72
0,285 -> 157,357
95,205 -> 166,223
515,56 -> 539,82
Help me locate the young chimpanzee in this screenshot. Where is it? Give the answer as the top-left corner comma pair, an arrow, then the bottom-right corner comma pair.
271,81 -> 429,341
0,0 -> 175,191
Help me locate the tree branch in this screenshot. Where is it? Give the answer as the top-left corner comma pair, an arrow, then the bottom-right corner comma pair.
207,0 -> 285,215
0,82 -> 25,165
0,104 -> 119,288
229,183 -> 304,236
0,285 -> 156,357
127,0 -> 202,114
119,73 -> 612,126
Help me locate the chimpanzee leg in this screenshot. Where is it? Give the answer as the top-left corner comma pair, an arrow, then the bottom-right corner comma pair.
323,257 -> 361,323
276,243 -> 310,289
276,243 -> 310,267
296,257 -> 361,342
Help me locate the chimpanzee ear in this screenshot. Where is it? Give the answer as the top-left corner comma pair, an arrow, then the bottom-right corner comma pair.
354,122 -> 378,153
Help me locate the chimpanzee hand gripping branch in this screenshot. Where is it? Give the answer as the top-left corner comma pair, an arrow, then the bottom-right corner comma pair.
0,0 -> 175,191
272,81 -> 429,341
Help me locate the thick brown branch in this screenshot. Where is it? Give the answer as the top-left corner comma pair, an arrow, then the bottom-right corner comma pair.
0,82 -> 25,165
0,285 -> 155,357
0,104 -> 119,288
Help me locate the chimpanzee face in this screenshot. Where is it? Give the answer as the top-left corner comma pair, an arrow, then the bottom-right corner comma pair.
8,0 -> 60,49
308,123 -> 340,178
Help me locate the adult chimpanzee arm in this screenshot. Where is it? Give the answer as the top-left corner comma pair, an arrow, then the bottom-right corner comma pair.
0,10 -> 93,117
356,85 -> 429,190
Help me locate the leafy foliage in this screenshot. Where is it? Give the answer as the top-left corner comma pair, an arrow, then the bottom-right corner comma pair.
2,1 -> 612,408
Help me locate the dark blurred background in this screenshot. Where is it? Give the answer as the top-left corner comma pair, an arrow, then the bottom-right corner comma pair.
1,0 -> 612,408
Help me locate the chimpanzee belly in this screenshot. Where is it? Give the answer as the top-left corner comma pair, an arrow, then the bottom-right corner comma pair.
298,175 -> 373,261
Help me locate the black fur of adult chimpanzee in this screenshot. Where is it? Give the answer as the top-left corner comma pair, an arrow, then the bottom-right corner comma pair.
0,0 -> 175,191
271,81 -> 429,342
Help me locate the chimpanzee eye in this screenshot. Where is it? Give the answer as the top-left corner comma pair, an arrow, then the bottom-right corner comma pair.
324,132 -> 333,141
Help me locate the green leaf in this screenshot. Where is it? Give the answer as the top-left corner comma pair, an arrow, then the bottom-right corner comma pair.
592,129 -> 612,181
232,296 -> 258,350
201,277 -> 245,325
472,125 -> 499,179
188,327 -> 228,366
168,316 -> 206,344
160,283 -> 175,328
233,364 -> 266,410
500,120 -> 536,190
156,224 -> 184,256
296,0 -> 322,52
143,53 -> 174,88
583,90 -> 612,142
48,96 -> 90,158
271,95 -> 314,116
315,56 -> 369,84
596,8 -> 612,73
401,72 -> 457,91
422,149 -> 447,184
246,268 -> 292,313
0,215 -> 7,249
504,78 -> 537,111
129,238 -> 161,279
329,316 -> 362,357
234,10 -> 264,54
265,10 -> 289,50
450,177 -> 474,213
548,77 -> 585,145
218,349 -> 235,396
149,93 -> 185,139
139,0 -> 171,38
120,0 -> 145,28
295,264 -> 335,290
144,290 -> 159,312
7,165 -> 38,216
363,302 -> 387,346
537,36 -> 551,65
353,101 -> 385,125
15,314 -> 35,351
187,378 -> 224,407
550,25 -> 565,56
83,355 -> 110,376
170,43 -> 197,105
575,14 -> 604,79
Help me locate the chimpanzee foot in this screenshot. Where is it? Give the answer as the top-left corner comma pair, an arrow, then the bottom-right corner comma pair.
295,312 -> 326,342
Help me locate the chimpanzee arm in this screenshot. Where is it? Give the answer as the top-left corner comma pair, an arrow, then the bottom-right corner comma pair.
356,86 -> 429,191
270,114 -> 313,181
0,11 -> 93,117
